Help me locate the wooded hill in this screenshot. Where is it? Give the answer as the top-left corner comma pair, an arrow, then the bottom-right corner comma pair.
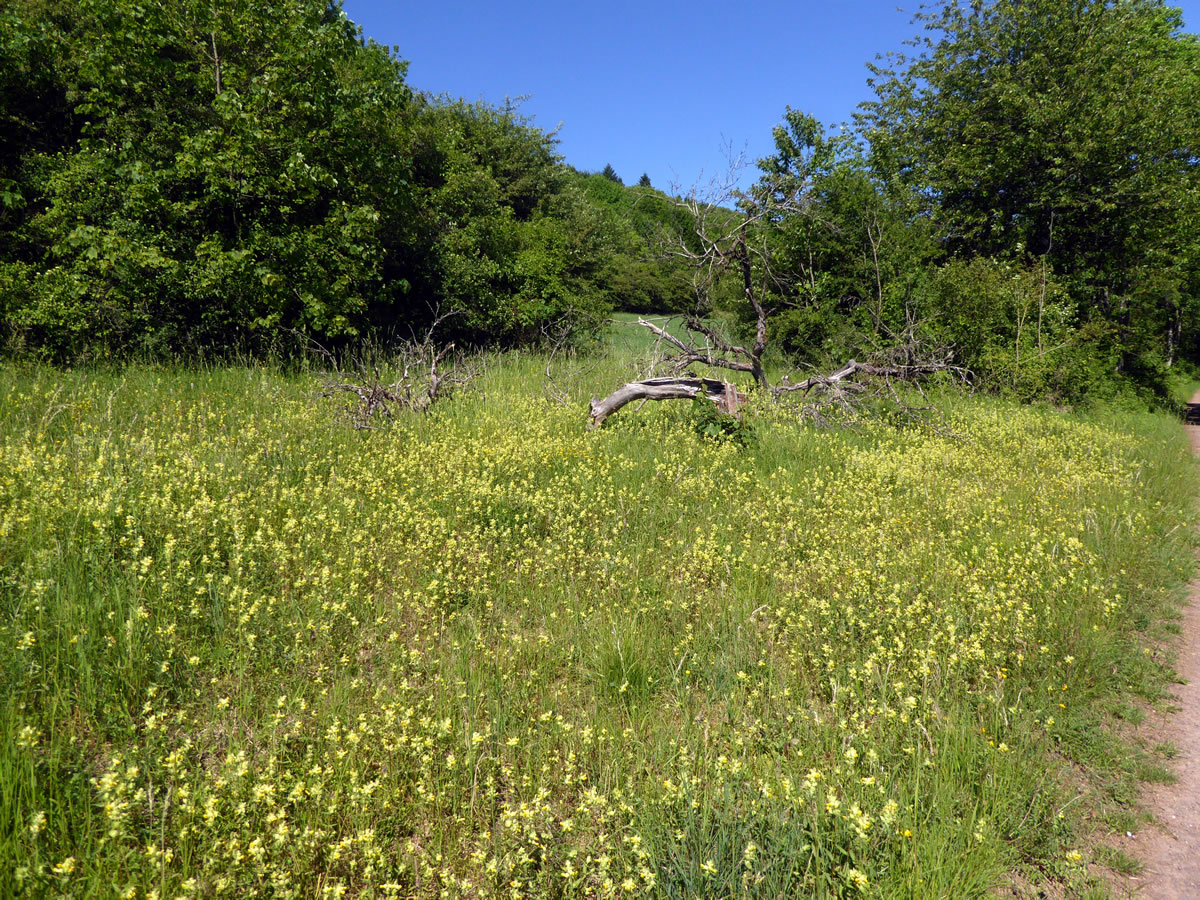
1,0 -> 1197,403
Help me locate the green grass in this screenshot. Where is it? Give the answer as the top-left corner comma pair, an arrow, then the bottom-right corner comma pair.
1092,845 -> 1144,877
607,312 -> 696,359
0,343 -> 1196,898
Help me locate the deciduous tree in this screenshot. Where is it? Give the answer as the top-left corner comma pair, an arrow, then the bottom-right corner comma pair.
858,0 -> 1200,382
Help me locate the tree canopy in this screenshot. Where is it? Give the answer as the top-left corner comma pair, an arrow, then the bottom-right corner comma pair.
857,0 -> 1200,390
717,0 -> 1200,402
0,0 -> 618,358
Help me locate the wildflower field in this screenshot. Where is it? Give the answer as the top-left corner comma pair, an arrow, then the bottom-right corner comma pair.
1,351 -> 1196,899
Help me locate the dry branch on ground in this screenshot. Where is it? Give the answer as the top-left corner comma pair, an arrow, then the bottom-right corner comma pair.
312,315 -> 484,428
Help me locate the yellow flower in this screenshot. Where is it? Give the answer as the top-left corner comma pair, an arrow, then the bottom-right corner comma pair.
52,857 -> 76,877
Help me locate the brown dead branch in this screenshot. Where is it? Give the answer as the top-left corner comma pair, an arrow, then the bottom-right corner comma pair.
773,357 -> 966,397
635,317 -> 760,380
770,337 -> 969,431
314,314 -> 484,429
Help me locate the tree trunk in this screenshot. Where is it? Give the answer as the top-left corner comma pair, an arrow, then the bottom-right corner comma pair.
589,377 -> 746,428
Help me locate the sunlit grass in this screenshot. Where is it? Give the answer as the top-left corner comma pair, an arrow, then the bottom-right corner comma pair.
0,349 -> 1195,898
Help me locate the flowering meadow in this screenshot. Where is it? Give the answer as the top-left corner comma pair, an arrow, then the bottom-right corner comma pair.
1,357 -> 1195,898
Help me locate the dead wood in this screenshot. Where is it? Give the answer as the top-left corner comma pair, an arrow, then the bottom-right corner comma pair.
311,313 -> 484,429
773,358 -> 964,397
589,314 -> 967,429
589,377 -> 747,428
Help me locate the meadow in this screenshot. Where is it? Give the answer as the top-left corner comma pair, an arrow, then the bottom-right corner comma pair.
1,342 -> 1196,899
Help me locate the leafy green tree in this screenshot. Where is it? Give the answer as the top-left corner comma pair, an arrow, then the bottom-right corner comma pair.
4,0 -> 419,357
405,99 -> 611,342
921,256 -> 1102,402
637,173 -> 652,188
0,2 -> 79,344
753,108 -> 935,363
570,170 -> 695,313
0,5 -> 74,225
859,0 -> 1200,382
0,0 -> 613,358
600,163 -> 622,185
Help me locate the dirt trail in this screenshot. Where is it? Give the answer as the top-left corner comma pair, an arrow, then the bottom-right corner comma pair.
1119,393 -> 1200,898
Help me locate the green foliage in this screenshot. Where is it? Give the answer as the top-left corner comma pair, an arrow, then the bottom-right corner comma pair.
689,394 -> 757,447
570,170 -> 695,313
859,0 -> 1200,385
727,3 -> 1200,406
3,0 -> 1197,399
600,162 -> 622,184
0,0 -> 417,357
0,0 -> 614,359
0,5 -> 75,225
406,99 -> 612,343
920,257 -> 1081,401
754,108 -> 937,364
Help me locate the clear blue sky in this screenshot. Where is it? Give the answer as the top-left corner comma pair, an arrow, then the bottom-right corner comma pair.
340,0 -> 1200,193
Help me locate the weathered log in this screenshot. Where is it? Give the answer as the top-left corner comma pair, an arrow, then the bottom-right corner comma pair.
589,377 -> 747,428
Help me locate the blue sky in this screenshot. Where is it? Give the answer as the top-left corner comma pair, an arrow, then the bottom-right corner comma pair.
341,0 -> 1200,192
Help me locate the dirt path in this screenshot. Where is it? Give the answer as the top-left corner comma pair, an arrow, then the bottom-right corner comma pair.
1119,394 -> 1200,898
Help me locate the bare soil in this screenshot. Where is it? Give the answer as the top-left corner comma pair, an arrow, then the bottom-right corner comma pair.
1114,395 -> 1200,898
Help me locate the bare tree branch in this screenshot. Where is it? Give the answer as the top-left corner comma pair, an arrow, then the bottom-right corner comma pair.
635,317 -> 758,378
589,377 -> 747,428
311,313 -> 484,428
772,357 -> 968,396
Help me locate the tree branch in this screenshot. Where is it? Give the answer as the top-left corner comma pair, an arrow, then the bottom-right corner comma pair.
589,377 -> 746,428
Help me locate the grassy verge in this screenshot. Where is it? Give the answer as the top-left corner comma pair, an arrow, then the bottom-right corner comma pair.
0,348 -> 1195,898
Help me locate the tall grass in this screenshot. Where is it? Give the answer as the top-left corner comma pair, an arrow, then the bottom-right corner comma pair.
0,338 -> 1195,898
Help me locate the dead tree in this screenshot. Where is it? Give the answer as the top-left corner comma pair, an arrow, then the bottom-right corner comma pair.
590,159 -> 965,428
589,376 -> 746,427
589,319 -> 963,428
314,313 -> 484,429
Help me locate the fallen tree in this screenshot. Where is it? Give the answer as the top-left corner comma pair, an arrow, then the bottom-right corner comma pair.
589,375 -> 746,427
590,158 -> 966,429
589,318 -> 963,429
